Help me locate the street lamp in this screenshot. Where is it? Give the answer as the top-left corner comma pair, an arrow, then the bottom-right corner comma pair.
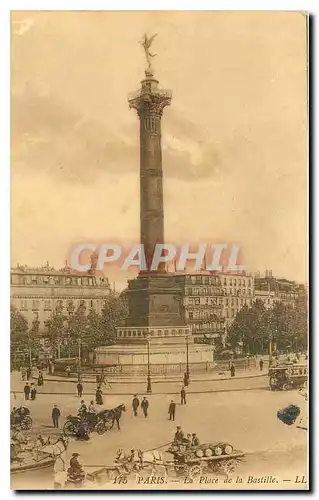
77,337 -> 82,382
269,333 -> 273,365
146,337 -> 152,394
186,334 -> 190,383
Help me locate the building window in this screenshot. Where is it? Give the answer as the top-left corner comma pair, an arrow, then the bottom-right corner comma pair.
32,300 -> 39,310
20,299 -> 28,310
44,299 -> 51,310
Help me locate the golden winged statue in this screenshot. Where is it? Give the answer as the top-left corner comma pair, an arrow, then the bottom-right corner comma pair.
139,33 -> 158,72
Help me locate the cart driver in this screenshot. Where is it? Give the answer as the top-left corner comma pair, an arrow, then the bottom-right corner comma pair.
191,433 -> 200,447
174,426 -> 184,443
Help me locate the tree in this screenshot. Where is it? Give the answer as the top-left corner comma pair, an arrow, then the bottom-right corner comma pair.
45,310 -> 68,358
100,293 -> 128,345
227,296 -> 308,354
83,309 -> 103,349
11,305 -> 28,346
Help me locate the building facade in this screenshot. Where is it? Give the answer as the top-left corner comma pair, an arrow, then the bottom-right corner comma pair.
219,272 -> 255,327
176,273 -> 225,343
254,271 -> 304,309
11,263 -> 112,333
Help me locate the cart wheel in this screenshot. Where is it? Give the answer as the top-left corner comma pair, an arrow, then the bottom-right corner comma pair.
188,465 -> 202,480
21,416 -> 32,430
96,421 -> 106,435
282,383 -> 289,391
214,445 -> 223,456
175,464 -> 188,476
223,444 -> 233,455
104,419 -> 113,431
220,459 -> 238,476
63,421 -> 76,436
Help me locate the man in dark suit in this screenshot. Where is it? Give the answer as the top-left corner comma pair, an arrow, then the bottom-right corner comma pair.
168,400 -> 176,421
52,404 -> 61,428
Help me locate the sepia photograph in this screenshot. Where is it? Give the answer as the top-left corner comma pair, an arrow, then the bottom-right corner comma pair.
10,10 -> 308,491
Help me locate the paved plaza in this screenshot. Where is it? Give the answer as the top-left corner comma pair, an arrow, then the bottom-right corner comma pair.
11,380 -> 307,490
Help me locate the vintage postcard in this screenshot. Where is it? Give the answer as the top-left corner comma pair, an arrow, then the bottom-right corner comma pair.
10,11 -> 308,491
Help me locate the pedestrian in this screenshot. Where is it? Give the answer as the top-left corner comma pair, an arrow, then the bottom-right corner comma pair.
26,367 -> 31,380
21,368 -> 26,381
53,448 -> 67,489
66,365 -> 71,377
52,404 -> 61,428
30,383 -> 37,400
230,363 -> 235,377
67,452 -> 86,482
95,386 -> 103,405
168,400 -> 176,421
141,396 -> 149,418
24,382 -> 30,400
259,358 -> 264,371
77,381 -> 83,398
38,371 -> 44,386
132,395 -> 140,416
180,386 -> 186,405
183,372 -> 189,387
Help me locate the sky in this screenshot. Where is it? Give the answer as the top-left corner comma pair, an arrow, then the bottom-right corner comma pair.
11,11 -> 308,289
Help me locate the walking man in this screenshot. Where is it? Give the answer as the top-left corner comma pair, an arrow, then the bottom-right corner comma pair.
24,382 -> 30,401
259,358 -> 264,371
30,383 -> 37,401
141,397 -> 149,418
132,395 -> 140,417
52,404 -> 61,428
77,381 -> 83,398
168,400 -> 176,421
180,386 -> 186,405
230,363 -> 235,377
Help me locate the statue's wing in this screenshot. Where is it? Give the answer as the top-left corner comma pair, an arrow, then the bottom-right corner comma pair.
148,33 -> 158,46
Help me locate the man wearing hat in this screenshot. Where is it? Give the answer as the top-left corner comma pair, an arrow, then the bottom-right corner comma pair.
51,404 -> 61,428
191,433 -> 200,447
168,400 -> 176,421
174,426 -> 184,442
67,452 -> 85,483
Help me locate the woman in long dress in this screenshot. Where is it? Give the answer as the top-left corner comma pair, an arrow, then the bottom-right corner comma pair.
95,387 -> 103,405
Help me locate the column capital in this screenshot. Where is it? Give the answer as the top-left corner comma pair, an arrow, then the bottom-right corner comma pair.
128,77 -> 172,118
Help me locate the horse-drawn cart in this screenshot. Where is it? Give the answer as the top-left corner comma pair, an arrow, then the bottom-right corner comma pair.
166,441 -> 245,479
81,440 -> 245,487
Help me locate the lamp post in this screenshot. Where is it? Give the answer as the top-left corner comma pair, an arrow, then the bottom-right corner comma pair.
269,333 -> 273,366
186,334 -> 190,383
146,337 -> 152,394
77,337 -> 82,382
